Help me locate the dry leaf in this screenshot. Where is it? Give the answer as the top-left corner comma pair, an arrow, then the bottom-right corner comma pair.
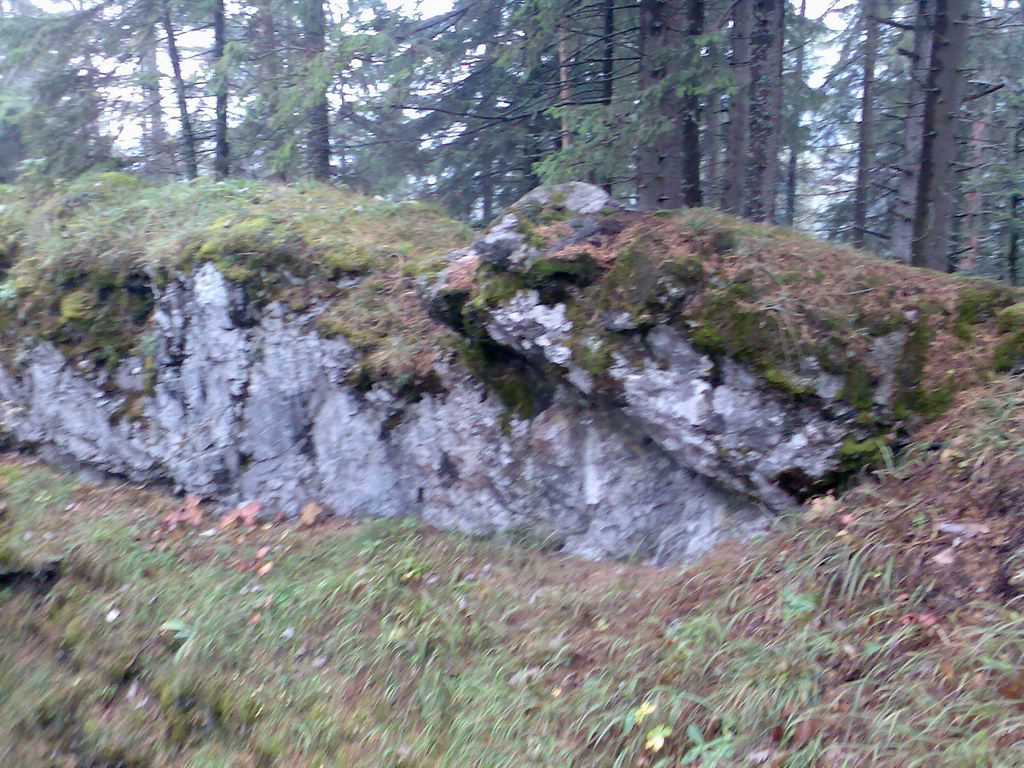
255,545 -> 271,559
299,501 -> 324,527
804,494 -> 837,521
220,500 -> 261,529
182,495 -> 203,526
936,521 -> 990,537
792,718 -> 819,746
932,547 -> 956,566
257,561 -> 274,576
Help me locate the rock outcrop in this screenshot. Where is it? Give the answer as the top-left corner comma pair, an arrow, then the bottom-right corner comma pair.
1,179 -> 1014,562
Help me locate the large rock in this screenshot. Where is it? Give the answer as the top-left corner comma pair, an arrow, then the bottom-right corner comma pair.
2,182 -> 955,563
0,262 -> 764,563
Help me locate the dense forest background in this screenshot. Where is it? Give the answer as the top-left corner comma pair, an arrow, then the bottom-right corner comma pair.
0,0 -> 1021,280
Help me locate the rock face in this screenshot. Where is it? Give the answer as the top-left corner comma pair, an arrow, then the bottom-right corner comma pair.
0,261 -> 763,563
0,182 -> 932,563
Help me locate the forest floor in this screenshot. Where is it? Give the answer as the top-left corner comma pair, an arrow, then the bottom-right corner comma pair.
3,376 -> 1024,768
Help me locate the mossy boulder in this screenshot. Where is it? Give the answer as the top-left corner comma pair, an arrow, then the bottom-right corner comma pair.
953,281 -> 1018,339
996,302 -> 1024,333
0,174 -> 471,387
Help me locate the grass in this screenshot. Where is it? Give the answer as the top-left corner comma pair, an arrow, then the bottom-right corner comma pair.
3,375 -> 1024,767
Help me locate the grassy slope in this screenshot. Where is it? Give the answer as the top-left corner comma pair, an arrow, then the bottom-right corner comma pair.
3,376 -> 1024,768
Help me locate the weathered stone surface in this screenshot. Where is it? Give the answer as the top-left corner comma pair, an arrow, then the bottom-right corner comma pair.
481,290 -> 848,512
0,263 -> 764,564
511,182 -> 613,217
0,183 -> 904,564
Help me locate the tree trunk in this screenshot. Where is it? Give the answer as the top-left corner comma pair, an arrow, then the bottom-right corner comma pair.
1006,123 -> 1022,285
703,92 -> 722,206
910,0 -> 969,271
213,0 -> 229,178
783,0 -> 808,227
852,0 -> 879,248
892,0 -> 934,261
636,0 -> 684,210
139,21 -> 170,178
958,113 -> 987,271
723,0 -> 752,215
303,0 -> 331,181
254,0 -> 286,180
558,28 -> 572,150
746,0 -> 784,222
601,0 -> 615,192
681,0 -> 704,207
160,0 -> 198,179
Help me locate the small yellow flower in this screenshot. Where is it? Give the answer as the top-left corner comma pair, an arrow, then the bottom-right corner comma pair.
645,725 -> 672,752
633,701 -> 657,724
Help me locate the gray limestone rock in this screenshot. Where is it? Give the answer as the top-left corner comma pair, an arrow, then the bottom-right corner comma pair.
0,184 -> 884,565
0,264 -> 766,564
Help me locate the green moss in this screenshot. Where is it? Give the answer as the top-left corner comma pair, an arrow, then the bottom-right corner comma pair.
0,177 -> 472,391
709,229 -> 739,254
525,253 -> 599,287
663,256 -> 704,285
688,283 -> 777,371
993,328 -> 1024,372
571,334 -> 614,376
456,338 -> 555,429
954,282 -> 1016,339
838,437 -> 886,473
840,363 -> 874,411
858,311 -> 903,338
537,204 -> 570,223
891,316 -> 946,419
762,367 -> 815,397
471,268 -> 525,309
59,289 -> 94,321
995,302 -> 1024,334
588,243 -> 703,328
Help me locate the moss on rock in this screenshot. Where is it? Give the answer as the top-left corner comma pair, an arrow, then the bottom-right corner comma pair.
995,302 -> 1024,334
993,329 -> 1024,372
0,174 -> 471,389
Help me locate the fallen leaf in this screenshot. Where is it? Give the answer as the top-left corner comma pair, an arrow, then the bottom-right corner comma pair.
792,718 -> 819,746
936,521 -> 990,537
632,701 -> 657,724
932,547 -> 956,566
220,500 -> 261,529
257,561 -> 274,576
299,501 -> 324,527
998,675 -> 1024,710
644,724 -> 671,752
804,494 -> 837,520
182,495 -> 203,526
255,545 -> 271,559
